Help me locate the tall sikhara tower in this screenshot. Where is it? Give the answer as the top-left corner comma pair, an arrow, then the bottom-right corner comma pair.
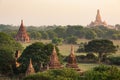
88,9 -> 107,27
15,20 -> 30,43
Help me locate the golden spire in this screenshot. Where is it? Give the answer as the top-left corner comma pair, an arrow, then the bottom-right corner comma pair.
95,9 -> 102,22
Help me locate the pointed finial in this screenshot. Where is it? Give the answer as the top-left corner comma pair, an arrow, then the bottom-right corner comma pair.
21,20 -> 24,26
53,46 -> 56,54
71,45 -> 74,54
96,9 -> 102,22
21,20 -> 23,24
29,58 -> 32,67
97,9 -> 100,14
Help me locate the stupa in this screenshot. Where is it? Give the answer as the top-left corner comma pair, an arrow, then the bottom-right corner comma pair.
15,20 -> 30,43
49,47 -> 62,69
88,9 -> 107,27
25,59 -> 35,76
66,45 -> 79,68
66,45 -> 81,73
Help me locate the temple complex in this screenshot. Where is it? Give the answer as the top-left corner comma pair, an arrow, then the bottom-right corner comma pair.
49,47 -> 62,69
26,59 -> 35,76
88,9 -> 107,27
15,20 -> 30,43
66,45 -> 81,73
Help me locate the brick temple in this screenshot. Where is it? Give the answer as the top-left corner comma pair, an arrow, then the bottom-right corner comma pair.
15,20 -> 30,43
66,45 -> 81,73
49,47 -> 62,69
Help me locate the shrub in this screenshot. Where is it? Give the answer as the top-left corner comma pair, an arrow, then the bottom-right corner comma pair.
108,56 -> 120,65
23,68 -> 81,80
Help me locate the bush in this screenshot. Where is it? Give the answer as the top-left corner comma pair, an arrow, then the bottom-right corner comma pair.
23,68 -> 81,80
83,65 -> 120,80
108,57 -> 120,65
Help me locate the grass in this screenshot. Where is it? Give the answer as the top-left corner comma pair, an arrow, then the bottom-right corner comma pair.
21,39 -> 120,56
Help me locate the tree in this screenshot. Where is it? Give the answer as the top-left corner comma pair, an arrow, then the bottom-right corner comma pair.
84,65 -> 120,80
65,36 -> 78,44
29,31 -> 41,40
52,37 -> 63,45
18,42 -> 62,73
85,39 -> 117,63
85,29 -> 97,39
0,32 -> 23,76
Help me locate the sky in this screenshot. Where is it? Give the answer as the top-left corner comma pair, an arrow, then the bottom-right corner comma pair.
0,0 -> 120,26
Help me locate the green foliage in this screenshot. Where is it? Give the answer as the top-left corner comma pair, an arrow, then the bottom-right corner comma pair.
18,42 -> 62,73
85,39 -> 117,63
83,65 -> 120,80
29,31 -> 41,40
85,29 -> 97,39
108,56 -> 120,65
2,24 -> 120,40
23,68 -> 80,80
65,36 -> 78,44
0,32 -> 23,76
77,42 -> 86,53
52,37 -> 63,45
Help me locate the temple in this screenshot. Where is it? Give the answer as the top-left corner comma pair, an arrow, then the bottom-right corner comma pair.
15,20 -> 30,43
88,9 -> 107,27
66,45 -> 79,68
66,45 -> 81,73
26,59 -> 35,76
49,47 -> 62,69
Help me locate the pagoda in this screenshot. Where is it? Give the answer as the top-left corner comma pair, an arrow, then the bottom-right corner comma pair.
49,47 -> 62,69
15,50 -> 21,67
66,45 -> 79,68
88,9 -> 107,27
15,20 -> 30,43
26,59 -> 35,76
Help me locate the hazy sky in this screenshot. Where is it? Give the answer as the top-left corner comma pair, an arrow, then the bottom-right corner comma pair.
0,0 -> 120,26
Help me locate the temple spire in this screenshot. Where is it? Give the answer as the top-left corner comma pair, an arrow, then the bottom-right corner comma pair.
21,20 -> 23,26
95,9 -> 102,22
26,59 -> 35,76
71,45 -> 74,55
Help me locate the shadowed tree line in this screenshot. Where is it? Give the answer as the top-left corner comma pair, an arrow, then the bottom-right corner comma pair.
1,24 -> 120,45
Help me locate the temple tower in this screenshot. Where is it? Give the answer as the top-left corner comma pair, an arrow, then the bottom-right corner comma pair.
88,9 -> 107,27
15,20 -> 30,43
49,47 -> 62,69
66,45 -> 78,68
26,59 -> 35,76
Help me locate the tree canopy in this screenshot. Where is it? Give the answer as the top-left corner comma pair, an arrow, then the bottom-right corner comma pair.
18,42 -> 62,73
84,39 -> 117,63
0,32 -> 23,76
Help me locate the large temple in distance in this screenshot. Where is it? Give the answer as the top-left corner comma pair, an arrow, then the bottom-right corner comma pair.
88,9 -> 116,29
15,20 -> 30,43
